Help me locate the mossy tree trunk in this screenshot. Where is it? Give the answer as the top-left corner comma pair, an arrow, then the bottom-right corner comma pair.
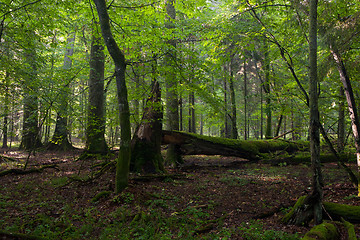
131,81 -> 164,173
85,26 -> 108,154
93,0 -> 131,193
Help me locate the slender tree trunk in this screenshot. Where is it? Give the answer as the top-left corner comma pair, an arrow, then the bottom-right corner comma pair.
164,0 -> 182,165
93,0 -> 131,193
330,44 -> 360,196
188,91 -> 196,133
223,65 -> 230,138
260,81 -> 263,139
86,30 -> 108,154
229,56 -> 238,139
49,32 -> 75,150
264,45 -> 272,139
309,0 -> 322,224
2,71 -> 9,148
338,87 -> 345,152
275,115 -> 283,137
244,58 -> 248,140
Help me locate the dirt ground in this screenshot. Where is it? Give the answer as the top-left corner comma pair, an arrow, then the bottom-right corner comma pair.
0,149 -> 359,239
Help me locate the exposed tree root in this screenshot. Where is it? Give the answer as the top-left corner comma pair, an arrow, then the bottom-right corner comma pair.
283,196 -> 360,226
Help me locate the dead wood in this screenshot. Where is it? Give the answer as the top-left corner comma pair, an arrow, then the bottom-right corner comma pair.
162,131 -> 306,161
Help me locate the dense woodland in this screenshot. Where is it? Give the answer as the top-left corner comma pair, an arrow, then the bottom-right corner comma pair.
1,0 -> 360,239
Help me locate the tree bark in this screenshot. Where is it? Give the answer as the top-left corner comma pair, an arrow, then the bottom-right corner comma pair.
229,56 -> 238,139
131,81 -> 164,173
338,86 -> 345,152
93,0 -> 131,193
244,58 -> 248,140
264,44 -> 272,139
20,44 -> 42,150
308,0 -> 322,225
188,91 -> 196,133
164,0 -> 182,166
86,29 -> 108,154
2,71 -> 9,148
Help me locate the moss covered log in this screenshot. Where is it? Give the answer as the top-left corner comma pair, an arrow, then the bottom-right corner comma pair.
162,131 -> 307,161
301,222 -> 339,240
323,202 -> 360,223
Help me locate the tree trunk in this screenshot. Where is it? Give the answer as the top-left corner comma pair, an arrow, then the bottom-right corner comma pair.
275,115 -> 283,137
93,0 -> 131,193
305,0 -> 323,225
85,30 -> 108,154
131,81 -> 164,173
48,32 -> 75,151
229,56 -> 238,139
284,0 -> 323,225
2,71 -> 9,148
309,0 -> 322,225
162,130 -> 305,161
20,46 -> 42,150
338,87 -> 345,152
188,91 -> 196,133
330,44 -> 360,196
164,0 -> 182,166
244,58 -> 248,140
264,44 -> 272,139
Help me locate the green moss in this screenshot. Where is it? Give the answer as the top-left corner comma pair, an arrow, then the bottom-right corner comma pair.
341,218 -> 356,240
91,191 -> 112,203
302,222 -> 339,240
181,131 -> 307,156
281,196 -> 307,224
323,202 -> 360,222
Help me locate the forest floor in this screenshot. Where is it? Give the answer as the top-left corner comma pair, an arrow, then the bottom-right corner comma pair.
0,148 -> 359,239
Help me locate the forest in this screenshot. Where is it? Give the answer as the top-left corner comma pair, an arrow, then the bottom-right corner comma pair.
1,0 -> 360,239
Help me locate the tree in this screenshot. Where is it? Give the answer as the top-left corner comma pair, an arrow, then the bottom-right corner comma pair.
131,81 -> 164,173
164,0 -> 182,166
20,34 -> 42,150
85,25 -> 108,154
93,0 -> 131,193
308,0 -> 322,224
284,0 -> 323,225
48,32 -> 76,151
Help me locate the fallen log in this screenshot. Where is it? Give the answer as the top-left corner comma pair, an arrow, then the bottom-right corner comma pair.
162,131 -> 307,161
301,221 -> 339,240
283,196 -> 360,225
